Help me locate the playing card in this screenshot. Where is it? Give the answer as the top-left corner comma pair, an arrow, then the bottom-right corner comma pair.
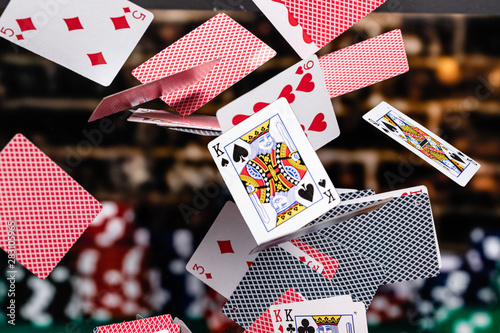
209,98 -> 340,246
88,59 -> 220,122
93,314 -> 180,333
270,297 -> 368,333
128,109 -> 221,131
363,101 -> 481,186
0,0 -> 153,86
186,201 -> 258,299
244,288 -> 305,333
132,13 -> 276,116
168,128 -> 221,137
316,186 -> 442,284
0,134 -> 102,279
286,0 -> 386,49
222,246 -> 347,329
217,55 -> 340,150
319,30 -> 409,98
295,232 -> 385,307
278,241 -> 325,275
252,0 -> 319,58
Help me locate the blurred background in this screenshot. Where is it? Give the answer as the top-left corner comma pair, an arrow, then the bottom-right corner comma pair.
1,2 -> 500,333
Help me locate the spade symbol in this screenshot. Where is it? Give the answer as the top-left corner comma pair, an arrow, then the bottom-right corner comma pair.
233,144 -> 248,163
221,158 -> 229,167
383,122 -> 398,133
298,183 -> 314,202
318,179 -> 326,188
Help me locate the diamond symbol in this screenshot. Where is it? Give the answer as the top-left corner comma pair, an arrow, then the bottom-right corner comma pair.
123,7 -> 131,13
16,34 -> 24,41
63,17 -> 84,31
110,16 -> 130,30
205,273 -> 212,279
299,256 -> 306,262
87,52 -> 107,66
16,17 -> 36,32
217,240 -> 235,254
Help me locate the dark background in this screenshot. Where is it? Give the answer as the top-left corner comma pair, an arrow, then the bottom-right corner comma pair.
1,2 -> 500,333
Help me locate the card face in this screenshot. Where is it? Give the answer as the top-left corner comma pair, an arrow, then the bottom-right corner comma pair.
94,314 -> 180,333
270,298 -> 368,333
0,134 -> 102,279
317,188 -> 441,284
244,288 -> 305,333
319,30 -> 409,98
252,0 -> 319,58
132,13 -> 276,117
222,246 -> 346,329
217,55 -> 340,150
186,202 -> 259,299
363,102 -> 481,186
278,0 -> 386,49
209,98 -> 340,246
129,109 -> 221,131
0,0 -> 153,86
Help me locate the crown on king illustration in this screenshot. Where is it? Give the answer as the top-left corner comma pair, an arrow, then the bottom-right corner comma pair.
312,316 -> 342,325
240,120 -> 271,144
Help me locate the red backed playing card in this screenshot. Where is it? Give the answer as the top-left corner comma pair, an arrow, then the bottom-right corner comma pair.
244,288 -> 305,333
94,314 -> 180,333
132,13 -> 276,117
0,134 -> 102,279
281,0 -> 387,49
319,29 -> 409,98
289,239 -> 339,280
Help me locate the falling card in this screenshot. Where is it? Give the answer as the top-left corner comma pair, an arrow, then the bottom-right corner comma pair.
93,314 -> 180,333
252,0 -> 320,58
244,288 -> 306,333
186,201 -> 259,299
270,297 -> 368,333
129,108 -> 221,132
0,134 -> 102,279
88,59 -> 220,122
222,246 -> 346,329
319,29 -> 409,98
254,0 -> 386,55
317,186 -> 441,284
0,0 -> 153,86
209,98 -> 340,246
363,102 -> 481,186
132,13 -> 277,116
217,55 -> 340,150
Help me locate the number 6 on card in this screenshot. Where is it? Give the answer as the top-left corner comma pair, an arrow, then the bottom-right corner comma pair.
208,98 -> 340,246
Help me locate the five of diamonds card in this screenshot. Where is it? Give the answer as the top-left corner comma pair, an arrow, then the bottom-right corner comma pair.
209,98 -> 340,245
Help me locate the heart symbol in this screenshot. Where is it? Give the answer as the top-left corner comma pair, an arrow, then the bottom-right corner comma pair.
288,12 -> 299,27
318,179 -> 326,188
232,114 -> 251,126
296,73 -> 315,93
308,113 -> 327,132
253,102 -> 270,113
278,84 -> 295,104
298,183 -> 314,202
303,30 -> 313,44
295,66 -> 304,75
221,158 -> 229,167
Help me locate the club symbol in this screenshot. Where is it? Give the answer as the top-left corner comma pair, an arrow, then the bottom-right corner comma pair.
298,319 -> 315,333
286,323 -> 296,333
